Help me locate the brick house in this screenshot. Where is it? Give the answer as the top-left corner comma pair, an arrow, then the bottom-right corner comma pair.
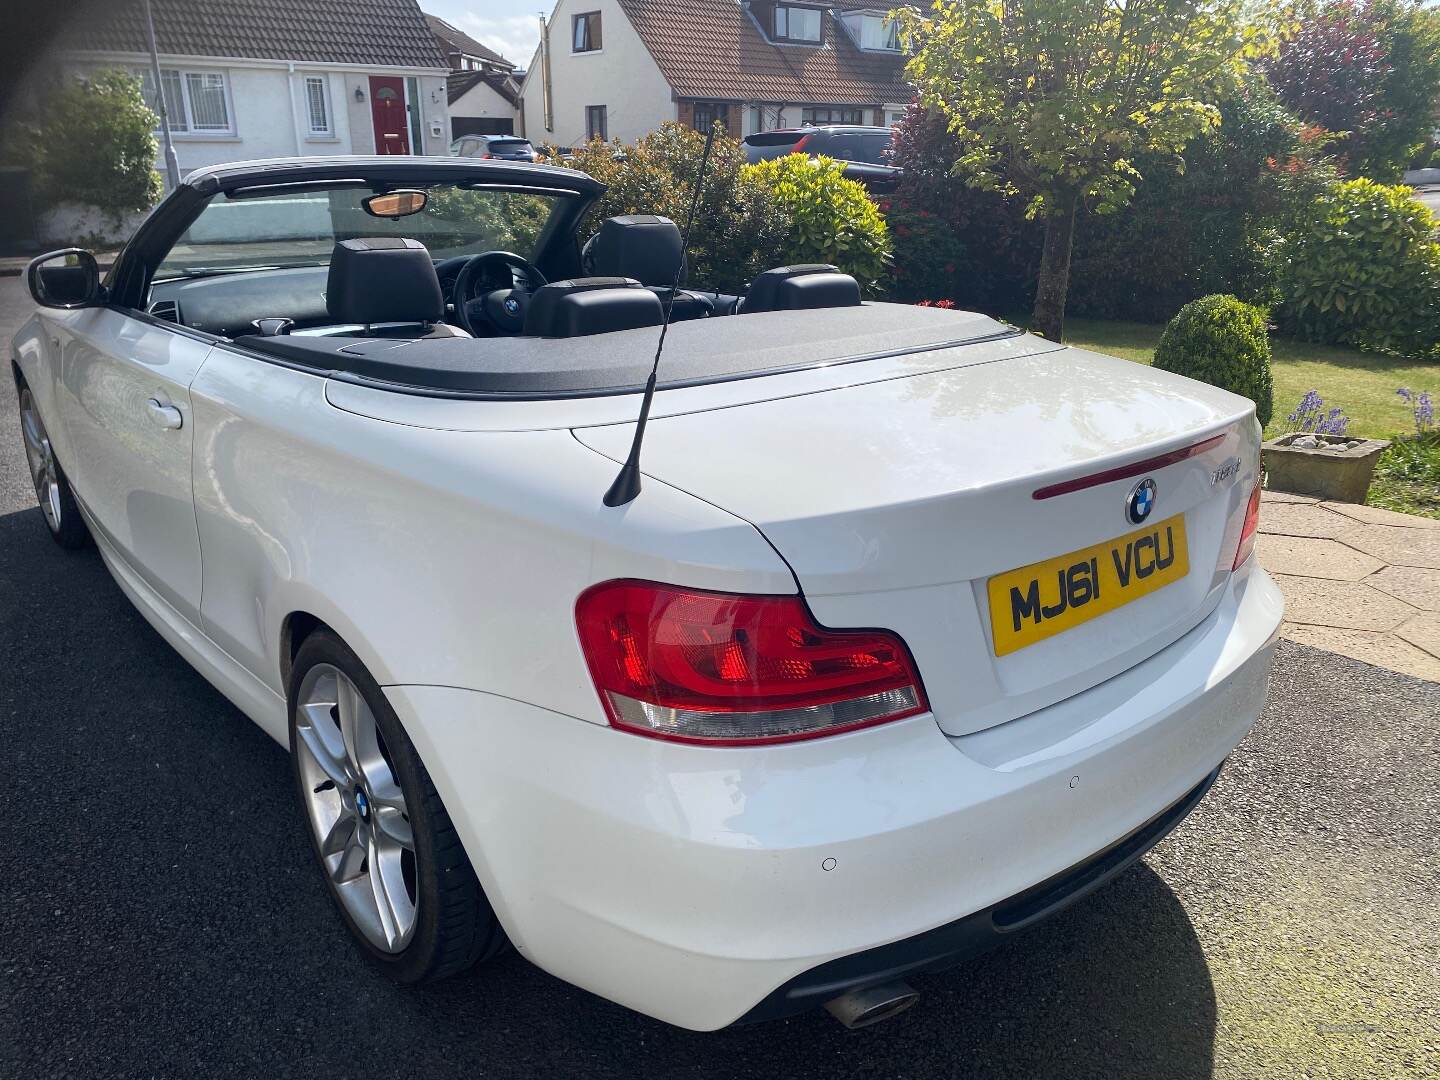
519,0 -> 911,147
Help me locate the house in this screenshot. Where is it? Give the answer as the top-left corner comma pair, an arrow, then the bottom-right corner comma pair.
519,0 -> 911,147
53,0 -> 452,175
425,13 -> 524,138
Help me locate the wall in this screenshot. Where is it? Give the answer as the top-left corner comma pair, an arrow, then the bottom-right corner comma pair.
519,0 -> 673,147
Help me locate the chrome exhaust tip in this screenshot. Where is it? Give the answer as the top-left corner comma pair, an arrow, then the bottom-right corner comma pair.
823,981 -> 919,1029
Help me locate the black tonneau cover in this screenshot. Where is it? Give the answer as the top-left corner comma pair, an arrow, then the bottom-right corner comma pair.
234,304 -> 1020,399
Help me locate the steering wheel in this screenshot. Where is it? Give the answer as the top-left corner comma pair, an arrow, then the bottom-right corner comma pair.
450,251 -> 549,336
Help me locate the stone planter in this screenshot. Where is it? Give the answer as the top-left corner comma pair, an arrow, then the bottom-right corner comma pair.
1261,433 -> 1391,503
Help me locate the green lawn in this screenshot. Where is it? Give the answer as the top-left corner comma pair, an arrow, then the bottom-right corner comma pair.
1063,318 -> 1436,441
1062,318 -> 1440,518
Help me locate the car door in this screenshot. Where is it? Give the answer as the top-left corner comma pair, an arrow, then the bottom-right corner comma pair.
53,305 -> 210,623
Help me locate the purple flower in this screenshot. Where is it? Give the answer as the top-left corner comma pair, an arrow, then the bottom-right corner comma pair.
1397,388 -> 1435,434
1287,390 -> 1351,435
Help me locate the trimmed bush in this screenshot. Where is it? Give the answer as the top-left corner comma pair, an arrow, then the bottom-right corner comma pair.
1154,295 -> 1275,425
31,69 -> 162,218
1271,177 -> 1440,356
741,155 -> 891,288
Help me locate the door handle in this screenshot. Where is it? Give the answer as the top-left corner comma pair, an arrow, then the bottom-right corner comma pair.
147,398 -> 184,430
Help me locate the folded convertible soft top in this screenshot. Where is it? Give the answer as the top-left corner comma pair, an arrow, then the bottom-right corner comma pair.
234,303 -> 1021,399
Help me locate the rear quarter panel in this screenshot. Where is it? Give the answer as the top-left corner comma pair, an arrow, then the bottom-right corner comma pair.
187,346 -> 796,731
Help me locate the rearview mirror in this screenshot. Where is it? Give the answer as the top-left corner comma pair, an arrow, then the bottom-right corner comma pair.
363,190 -> 428,219
27,249 -> 102,309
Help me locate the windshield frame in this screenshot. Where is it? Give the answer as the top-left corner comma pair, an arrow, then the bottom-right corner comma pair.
105,159 -> 606,316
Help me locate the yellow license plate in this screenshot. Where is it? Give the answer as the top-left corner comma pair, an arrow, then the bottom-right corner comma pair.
987,514 -> 1189,657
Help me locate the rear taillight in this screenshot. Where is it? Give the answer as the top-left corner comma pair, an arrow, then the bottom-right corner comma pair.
791,134 -> 811,153
1232,480 -> 1262,570
575,580 -> 927,745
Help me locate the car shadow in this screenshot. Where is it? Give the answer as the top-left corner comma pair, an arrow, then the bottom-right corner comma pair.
0,503 -> 1218,1080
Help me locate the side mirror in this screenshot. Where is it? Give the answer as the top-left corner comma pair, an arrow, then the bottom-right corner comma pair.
27,249 -> 102,310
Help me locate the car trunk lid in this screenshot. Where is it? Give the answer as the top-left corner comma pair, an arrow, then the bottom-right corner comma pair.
574,346 -> 1260,736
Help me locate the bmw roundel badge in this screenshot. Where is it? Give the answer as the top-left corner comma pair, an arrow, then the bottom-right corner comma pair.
504,297 -> 521,316
1127,478 -> 1157,525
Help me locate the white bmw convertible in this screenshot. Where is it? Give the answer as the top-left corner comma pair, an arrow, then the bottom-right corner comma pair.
11,155 -> 1282,1031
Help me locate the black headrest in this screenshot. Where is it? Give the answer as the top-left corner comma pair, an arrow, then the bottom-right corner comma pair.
326,237 -> 444,325
742,264 -> 862,314
524,277 -> 664,338
582,215 -> 686,288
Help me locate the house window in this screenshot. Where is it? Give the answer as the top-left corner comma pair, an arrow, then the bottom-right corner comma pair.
801,107 -> 864,125
304,76 -> 331,135
573,12 -> 602,52
774,5 -> 822,43
139,67 -> 233,134
586,104 -> 607,141
860,14 -> 900,50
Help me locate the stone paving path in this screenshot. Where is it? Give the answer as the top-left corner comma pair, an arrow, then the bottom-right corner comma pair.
1257,490 -> 1440,681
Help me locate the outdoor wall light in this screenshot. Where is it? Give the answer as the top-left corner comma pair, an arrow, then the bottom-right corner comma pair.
354,86 -> 365,102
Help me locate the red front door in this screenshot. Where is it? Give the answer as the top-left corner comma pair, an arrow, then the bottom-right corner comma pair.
369,76 -> 410,155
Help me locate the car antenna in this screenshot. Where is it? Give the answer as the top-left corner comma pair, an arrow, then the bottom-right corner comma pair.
603,121 -> 720,508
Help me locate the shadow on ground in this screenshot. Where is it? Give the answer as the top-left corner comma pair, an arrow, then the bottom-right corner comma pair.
0,503 -> 1218,1079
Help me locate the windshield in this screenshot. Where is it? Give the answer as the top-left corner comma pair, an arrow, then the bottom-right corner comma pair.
156,183 -> 569,280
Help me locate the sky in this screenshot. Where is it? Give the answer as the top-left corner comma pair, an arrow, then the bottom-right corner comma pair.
422,1 -> 549,69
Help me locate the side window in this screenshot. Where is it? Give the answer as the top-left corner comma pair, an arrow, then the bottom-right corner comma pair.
573,12 -> 602,52
586,105 -> 608,142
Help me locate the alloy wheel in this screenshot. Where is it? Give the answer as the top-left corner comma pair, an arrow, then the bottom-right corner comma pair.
294,664 -> 419,953
18,388 -> 62,533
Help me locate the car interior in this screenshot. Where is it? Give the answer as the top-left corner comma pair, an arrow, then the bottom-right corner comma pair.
146,214 -> 863,343
108,164 -> 1011,399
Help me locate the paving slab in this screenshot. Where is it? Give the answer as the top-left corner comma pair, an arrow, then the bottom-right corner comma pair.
1255,534 -> 1385,581
1367,565 -> 1440,612
1282,624 -> 1440,681
1261,490 -> 1320,504
1336,525 -> 1440,570
1268,575 -> 1417,631
1395,612 -> 1440,659
1321,501 -> 1440,530
1256,501 -> 1351,539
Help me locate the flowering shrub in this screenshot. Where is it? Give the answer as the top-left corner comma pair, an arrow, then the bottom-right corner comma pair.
1397,388 -> 1435,433
915,299 -> 956,308
1286,390 -> 1352,435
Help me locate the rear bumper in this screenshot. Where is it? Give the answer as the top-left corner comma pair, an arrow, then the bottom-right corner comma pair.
388,564 -> 1282,1031
735,762 -> 1223,1024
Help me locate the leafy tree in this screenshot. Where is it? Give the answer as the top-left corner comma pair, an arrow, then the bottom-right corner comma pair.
553,124 -> 790,293
1266,0 -> 1440,180
31,69 -> 162,217
741,156 -> 892,288
899,0 -> 1256,341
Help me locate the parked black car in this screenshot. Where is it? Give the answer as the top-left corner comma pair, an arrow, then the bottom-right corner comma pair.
741,126 -> 902,193
449,134 -> 538,162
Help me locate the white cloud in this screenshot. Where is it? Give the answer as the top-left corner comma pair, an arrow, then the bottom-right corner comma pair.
453,12 -> 543,68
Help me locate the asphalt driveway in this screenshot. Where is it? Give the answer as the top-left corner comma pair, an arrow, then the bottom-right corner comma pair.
0,276 -> 1436,1079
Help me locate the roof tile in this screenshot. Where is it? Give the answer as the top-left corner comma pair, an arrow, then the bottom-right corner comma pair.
615,0 -> 910,105
66,0 -> 447,69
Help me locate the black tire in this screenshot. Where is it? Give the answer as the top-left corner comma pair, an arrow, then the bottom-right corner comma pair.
287,628 -> 507,982
15,380 -> 91,551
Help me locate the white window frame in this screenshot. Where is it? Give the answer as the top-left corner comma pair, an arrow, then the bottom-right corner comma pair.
138,66 -> 236,137
304,75 -> 332,136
